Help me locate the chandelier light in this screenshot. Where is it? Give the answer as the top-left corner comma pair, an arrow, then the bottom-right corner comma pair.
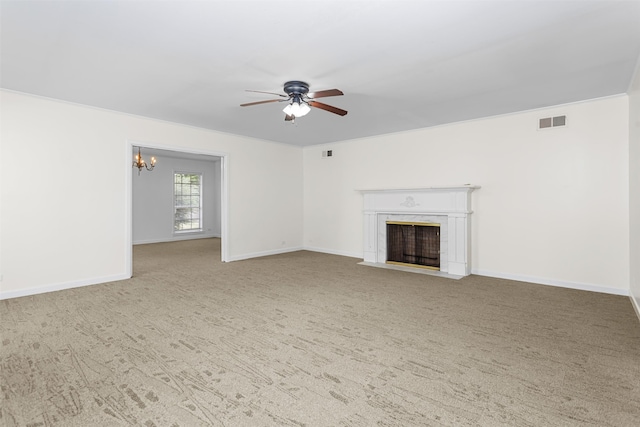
133,147 -> 156,175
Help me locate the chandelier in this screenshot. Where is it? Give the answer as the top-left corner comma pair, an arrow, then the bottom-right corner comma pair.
133,147 -> 156,175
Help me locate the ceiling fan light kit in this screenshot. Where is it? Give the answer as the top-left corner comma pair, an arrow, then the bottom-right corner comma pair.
282,99 -> 311,117
241,80 -> 347,122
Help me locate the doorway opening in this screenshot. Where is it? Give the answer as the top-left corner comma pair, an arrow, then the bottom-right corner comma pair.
126,141 -> 229,278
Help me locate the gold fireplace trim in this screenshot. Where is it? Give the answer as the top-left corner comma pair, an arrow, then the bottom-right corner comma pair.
386,261 -> 440,271
385,221 -> 441,271
386,221 -> 441,227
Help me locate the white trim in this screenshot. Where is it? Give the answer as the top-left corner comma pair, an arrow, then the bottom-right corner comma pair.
1,89 -> 298,147
0,274 -> 130,300
225,246 -> 360,262
133,234 -> 220,245
220,155 -> 229,262
631,295 -> 640,323
303,246 -> 362,259
1,250 -> 632,302
172,170 -> 204,234
305,94 -> 627,148
358,185 -> 480,194
626,51 -> 640,93
125,141 -> 133,279
303,250 -> 629,296
126,139 -> 230,264
225,246 -> 305,262
472,268 -> 629,296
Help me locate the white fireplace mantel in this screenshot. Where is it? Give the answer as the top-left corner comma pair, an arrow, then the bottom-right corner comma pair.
358,186 -> 479,277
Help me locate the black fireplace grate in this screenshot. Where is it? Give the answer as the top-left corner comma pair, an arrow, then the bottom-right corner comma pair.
386,222 -> 440,269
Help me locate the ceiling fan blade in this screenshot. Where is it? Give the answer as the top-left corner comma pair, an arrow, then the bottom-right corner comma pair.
308,101 -> 348,116
308,89 -> 343,98
284,114 -> 294,121
246,90 -> 288,98
240,99 -> 284,107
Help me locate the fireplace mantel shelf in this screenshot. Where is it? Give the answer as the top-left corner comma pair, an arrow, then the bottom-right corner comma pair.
358,185 -> 480,193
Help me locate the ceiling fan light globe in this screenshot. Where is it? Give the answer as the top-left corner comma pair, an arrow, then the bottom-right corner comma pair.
290,102 -> 303,117
298,103 -> 311,117
283,104 -> 293,115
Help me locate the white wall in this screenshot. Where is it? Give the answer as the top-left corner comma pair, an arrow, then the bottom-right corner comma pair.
0,89 -> 633,300
0,90 -> 303,299
303,96 -> 630,294
629,63 -> 640,317
132,153 -> 221,244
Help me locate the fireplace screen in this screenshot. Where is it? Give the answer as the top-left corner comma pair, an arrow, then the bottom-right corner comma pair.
386,221 -> 440,270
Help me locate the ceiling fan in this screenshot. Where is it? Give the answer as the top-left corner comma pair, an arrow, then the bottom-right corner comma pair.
240,80 -> 347,122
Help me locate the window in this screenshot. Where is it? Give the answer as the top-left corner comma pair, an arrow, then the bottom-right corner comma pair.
174,172 -> 202,232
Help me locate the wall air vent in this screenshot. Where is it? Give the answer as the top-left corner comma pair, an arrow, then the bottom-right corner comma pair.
538,115 -> 566,129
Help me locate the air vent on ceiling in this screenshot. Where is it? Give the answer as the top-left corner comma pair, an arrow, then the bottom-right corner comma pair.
538,115 -> 566,129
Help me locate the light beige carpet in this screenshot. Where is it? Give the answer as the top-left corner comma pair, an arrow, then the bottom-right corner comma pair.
1,238 -> 639,426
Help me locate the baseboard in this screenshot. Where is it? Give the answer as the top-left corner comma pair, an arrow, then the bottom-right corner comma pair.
472,269 -> 629,296
133,234 -> 220,245
0,273 -> 131,300
631,294 -> 640,323
226,246 -> 305,262
303,246 -> 362,259
2,253 -> 631,303
226,246 -> 360,262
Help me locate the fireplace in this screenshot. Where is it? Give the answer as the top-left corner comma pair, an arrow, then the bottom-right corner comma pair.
359,186 -> 479,277
386,221 -> 440,270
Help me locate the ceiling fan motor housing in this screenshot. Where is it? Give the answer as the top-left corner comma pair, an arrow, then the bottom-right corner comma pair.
284,81 -> 310,96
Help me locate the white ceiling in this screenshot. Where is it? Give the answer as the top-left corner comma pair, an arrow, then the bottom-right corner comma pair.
2,0 -> 639,147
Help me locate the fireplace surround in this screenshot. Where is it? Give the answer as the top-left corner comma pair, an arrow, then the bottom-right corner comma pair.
359,186 -> 479,277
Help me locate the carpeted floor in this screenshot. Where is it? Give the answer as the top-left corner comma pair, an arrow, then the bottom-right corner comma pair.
1,238 -> 639,426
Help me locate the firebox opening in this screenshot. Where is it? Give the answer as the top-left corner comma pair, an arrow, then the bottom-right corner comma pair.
386,221 -> 440,270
